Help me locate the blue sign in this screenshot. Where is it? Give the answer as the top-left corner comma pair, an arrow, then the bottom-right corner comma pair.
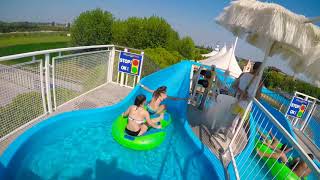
286,96 -> 309,118
118,51 -> 143,76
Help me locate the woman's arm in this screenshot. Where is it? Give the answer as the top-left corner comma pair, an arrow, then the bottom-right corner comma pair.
257,149 -> 288,163
122,106 -> 132,117
144,111 -> 161,129
284,147 -> 293,154
139,83 -> 154,93
167,96 -> 189,101
257,129 -> 268,140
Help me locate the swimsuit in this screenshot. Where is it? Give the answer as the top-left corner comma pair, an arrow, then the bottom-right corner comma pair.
125,128 -> 141,136
125,111 -> 145,136
128,116 -> 145,124
146,104 -> 157,115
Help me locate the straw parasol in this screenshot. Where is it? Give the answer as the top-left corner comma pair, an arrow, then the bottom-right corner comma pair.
216,0 -> 320,89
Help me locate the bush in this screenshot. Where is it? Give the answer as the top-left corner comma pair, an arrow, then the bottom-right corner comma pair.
144,48 -> 183,68
71,9 -> 114,46
263,69 -> 320,99
176,37 -> 196,59
112,16 -> 179,50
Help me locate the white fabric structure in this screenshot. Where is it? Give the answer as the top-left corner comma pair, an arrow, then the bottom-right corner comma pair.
200,45 -> 243,78
199,45 -> 227,66
201,50 -> 219,57
202,45 -> 221,57
216,0 -> 320,86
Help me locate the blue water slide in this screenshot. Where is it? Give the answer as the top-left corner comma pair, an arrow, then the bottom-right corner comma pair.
261,87 -> 291,107
0,60 -> 225,180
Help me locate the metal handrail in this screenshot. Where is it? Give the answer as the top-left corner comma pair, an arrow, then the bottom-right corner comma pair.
0,45 -> 114,61
228,98 -> 320,179
254,98 -> 320,177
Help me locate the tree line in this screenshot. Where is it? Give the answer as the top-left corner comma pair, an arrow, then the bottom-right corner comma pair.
263,69 -> 320,99
0,21 -> 69,33
70,9 -> 207,67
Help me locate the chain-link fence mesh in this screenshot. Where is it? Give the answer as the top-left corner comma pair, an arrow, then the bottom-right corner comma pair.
53,50 -> 110,108
141,55 -> 161,78
0,61 -> 44,138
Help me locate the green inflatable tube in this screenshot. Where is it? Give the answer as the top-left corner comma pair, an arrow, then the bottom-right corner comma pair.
112,113 -> 172,151
255,140 -> 299,180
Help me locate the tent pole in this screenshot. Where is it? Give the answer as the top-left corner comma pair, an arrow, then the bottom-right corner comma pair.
227,37 -> 238,70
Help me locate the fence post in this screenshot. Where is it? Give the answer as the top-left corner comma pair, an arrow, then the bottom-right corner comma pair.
137,51 -> 144,84
229,146 -> 241,180
120,48 -> 128,86
45,53 -> 53,113
52,57 -> 57,110
39,60 -> 47,114
107,46 -> 115,83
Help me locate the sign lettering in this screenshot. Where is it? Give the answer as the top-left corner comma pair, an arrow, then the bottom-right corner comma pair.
118,51 -> 143,76
286,96 -> 309,118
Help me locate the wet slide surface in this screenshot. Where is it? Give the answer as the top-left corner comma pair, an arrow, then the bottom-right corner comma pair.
0,61 -> 225,180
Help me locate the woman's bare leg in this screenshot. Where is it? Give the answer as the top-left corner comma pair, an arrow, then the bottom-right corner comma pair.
270,139 -> 280,149
152,113 -> 163,123
156,104 -> 166,114
257,149 -> 287,163
138,124 -> 148,136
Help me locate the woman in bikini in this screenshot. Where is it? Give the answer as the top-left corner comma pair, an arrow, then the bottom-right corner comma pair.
139,84 -> 187,115
146,86 -> 168,115
123,94 -> 162,136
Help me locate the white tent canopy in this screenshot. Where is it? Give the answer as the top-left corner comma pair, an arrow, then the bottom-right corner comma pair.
201,45 -> 221,57
200,45 -> 243,78
201,50 -> 219,57
200,45 -> 227,63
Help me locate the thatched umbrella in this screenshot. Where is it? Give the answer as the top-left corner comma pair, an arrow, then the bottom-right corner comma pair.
216,0 -> 320,90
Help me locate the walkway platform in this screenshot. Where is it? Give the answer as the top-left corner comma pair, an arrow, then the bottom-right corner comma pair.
186,104 -> 247,168
0,83 -> 132,155
294,128 -> 320,160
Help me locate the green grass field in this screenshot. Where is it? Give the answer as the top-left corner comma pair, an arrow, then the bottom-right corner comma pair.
0,33 -> 70,48
0,32 -> 71,65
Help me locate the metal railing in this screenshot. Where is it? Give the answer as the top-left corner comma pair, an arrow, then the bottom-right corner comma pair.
260,89 -> 292,114
228,98 -> 320,180
261,89 -> 320,150
0,45 -> 144,141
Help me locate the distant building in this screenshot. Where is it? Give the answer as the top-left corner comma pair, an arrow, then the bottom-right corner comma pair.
243,60 -> 254,72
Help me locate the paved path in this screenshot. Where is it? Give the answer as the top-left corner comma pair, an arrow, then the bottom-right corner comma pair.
294,128 -> 320,160
186,104 -> 248,168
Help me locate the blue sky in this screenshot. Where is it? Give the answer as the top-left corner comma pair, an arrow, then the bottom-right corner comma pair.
0,0 -> 319,77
